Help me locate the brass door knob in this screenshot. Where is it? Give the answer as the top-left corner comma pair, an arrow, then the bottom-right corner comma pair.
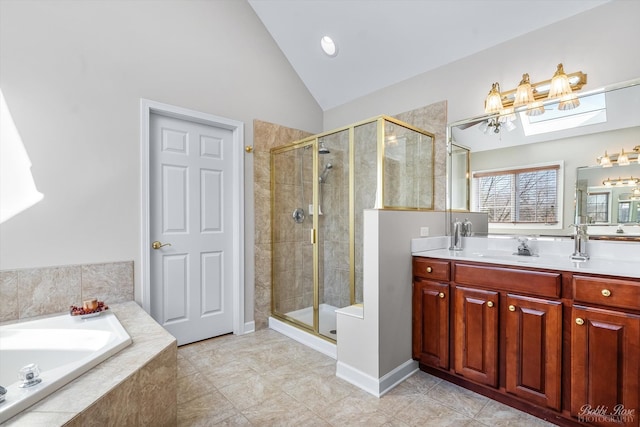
438,292 -> 445,299
576,318 -> 585,326
508,305 -> 516,312
601,289 -> 611,297
426,267 -> 433,273
487,301 -> 494,308
152,241 -> 172,250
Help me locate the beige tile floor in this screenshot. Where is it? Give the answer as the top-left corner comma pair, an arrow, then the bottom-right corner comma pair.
177,329 -> 556,426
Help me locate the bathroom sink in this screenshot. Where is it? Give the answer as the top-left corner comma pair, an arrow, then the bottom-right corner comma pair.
469,251 -> 541,263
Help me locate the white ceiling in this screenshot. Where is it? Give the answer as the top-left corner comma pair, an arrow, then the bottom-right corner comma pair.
249,0 -> 610,111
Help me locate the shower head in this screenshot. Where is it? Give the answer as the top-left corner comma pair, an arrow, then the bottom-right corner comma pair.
319,163 -> 333,183
318,141 -> 330,154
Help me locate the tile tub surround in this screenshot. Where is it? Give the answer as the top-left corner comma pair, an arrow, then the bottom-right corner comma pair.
1,301 -> 177,426
0,261 -> 134,322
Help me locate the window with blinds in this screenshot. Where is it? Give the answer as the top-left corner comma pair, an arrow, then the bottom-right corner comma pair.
474,164 -> 560,224
586,192 -> 610,223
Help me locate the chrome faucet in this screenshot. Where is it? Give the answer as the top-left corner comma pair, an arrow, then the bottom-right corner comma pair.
450,218 -> 463,251
570,224 -> 589,261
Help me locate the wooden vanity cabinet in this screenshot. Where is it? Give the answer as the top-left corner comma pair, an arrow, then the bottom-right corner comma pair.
505,293 -> 562,411
453,286 -> 499,387
412,258 -> 450,369
571,275 -> 640,427
413,256 -> 640,426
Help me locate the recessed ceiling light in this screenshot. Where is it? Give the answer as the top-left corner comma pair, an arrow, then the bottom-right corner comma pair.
320,35 -> 338,57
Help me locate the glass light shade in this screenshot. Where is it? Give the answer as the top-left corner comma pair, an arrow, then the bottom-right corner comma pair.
548,63 -> 573,99
484,83 -> 503,114
525,101 -> 545,116
600,151 -> 612,167
558,96 -> 580,110
618,149 -> 630,166
513,74 -> 535,107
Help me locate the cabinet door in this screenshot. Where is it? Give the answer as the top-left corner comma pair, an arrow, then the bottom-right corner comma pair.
571,305 -> 640,427
412,280 -> 449,369
454,286 -> 499,387
505,294 -> 562,410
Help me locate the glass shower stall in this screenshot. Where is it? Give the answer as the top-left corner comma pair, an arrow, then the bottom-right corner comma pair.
270,116 -> 434,341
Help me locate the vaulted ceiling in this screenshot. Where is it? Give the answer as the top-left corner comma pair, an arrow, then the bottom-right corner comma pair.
249,0 -> 611,111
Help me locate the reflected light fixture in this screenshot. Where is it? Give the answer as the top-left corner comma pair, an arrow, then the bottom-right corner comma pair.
549,63 -> 580,110
597,146 -> 640,167
603,176 -> 640,187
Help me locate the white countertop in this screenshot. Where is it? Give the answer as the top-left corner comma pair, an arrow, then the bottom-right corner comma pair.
412,236 -> 640,279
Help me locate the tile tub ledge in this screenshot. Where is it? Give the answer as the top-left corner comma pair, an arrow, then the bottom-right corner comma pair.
1,301 -> 177,426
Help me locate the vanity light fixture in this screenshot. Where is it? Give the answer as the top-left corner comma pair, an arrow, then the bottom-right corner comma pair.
513,74 -> 544,116
484,64 -> 587,114
548,64 -> 580,110
484,82 -> 503,114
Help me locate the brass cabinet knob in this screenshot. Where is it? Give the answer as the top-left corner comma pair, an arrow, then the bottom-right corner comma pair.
438,292 -> 445,299
426,267 -> 433,273
487,301 -> 494,308
508,305 -> 516,312
152,241 -> 172,250
601,289 -> 611,297
576,318 -> 585,326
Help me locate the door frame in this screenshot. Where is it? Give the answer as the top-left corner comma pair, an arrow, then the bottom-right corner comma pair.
139,98 -> 246,335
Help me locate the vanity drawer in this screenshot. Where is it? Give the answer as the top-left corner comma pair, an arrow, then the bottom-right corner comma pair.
573,275 -> 640,311
413,257 -> 450,281
454,263 -> 561,298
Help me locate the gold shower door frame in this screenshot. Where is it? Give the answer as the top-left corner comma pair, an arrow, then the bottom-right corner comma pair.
270,116 -> 435,342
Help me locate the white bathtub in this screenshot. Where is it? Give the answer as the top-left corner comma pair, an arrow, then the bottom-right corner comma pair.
0,311 -> 131,423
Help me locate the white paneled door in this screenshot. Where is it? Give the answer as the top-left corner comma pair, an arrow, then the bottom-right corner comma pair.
149,113 -> 234,345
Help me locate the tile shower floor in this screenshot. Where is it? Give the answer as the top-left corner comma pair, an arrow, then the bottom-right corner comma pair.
177,329 -> 555,426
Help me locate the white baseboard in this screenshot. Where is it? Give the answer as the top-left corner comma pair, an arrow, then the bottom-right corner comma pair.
243,321 -> 255,334
268,316 -> 337,359
336,359 -> 418,397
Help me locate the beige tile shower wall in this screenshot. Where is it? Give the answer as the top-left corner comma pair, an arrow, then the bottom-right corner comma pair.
393,100 -> 448,211
0,261 -> 133,322
253,120 -> 312,330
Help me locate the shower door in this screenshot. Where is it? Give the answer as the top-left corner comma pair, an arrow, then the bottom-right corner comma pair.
271,141 -> 317,332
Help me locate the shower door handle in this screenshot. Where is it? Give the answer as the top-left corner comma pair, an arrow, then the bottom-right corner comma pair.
310,229 -> 316,244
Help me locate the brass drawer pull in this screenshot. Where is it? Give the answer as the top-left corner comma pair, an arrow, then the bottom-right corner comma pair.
438,292 -> 445,299
487,301 -> 494,308
601,289 -> 611,297
576,318 -> 585,326
426,267 -> 433,273
508,305 -> 516,312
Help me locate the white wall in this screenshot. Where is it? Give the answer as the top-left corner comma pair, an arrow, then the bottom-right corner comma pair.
0,0 -> 323,323
324,0 -> 640,129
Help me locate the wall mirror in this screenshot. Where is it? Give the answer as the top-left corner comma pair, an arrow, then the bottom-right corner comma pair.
446,77 -> 640,239
575,162 -> 640,225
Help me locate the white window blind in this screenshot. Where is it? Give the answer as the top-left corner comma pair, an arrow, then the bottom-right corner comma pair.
474,164 -> 559,224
